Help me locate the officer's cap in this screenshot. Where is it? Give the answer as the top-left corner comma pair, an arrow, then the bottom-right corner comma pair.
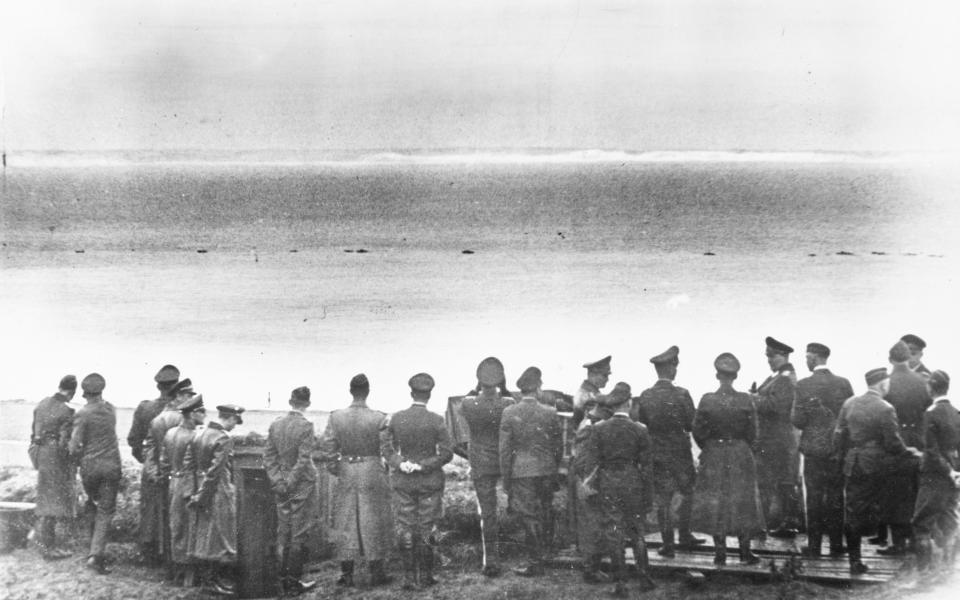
59,374 -> 78,391
865,367 -> 889,385
172,378 -> 196,397
605,382 -> 632,407
516,367 -> 542,393
765,337 -> 794,356
290,386 -> 311,406
714,353 -> 741,375
582,355 -> 612,375
649,346 -> 679,365
350,373 -> 369,393
409,373 -> 435,393
889,341 -> 911,363
154,364 -> 180,384
476,357 -> 505,387
900,334 -> 927,350
806,342 -> 831,358
81,373 -> 105,396
929,370 -> 950,390
179,394 -> 205,414
216,403 -> 245,424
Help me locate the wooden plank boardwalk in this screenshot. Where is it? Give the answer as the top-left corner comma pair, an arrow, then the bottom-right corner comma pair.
547,533 -> 908,585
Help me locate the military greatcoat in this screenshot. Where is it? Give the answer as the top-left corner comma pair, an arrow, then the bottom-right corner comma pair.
264,411 -> 320,552
883,364 -> 930,524
319,402 -> 394,561
160,424 -> 199,565
690,386 -> 766,537
754,364 -> 800,503
912,398 -> 960,543
31,393 -> 76,517
128,395 -> 172,549
69,399 -> 122,559
188,421 -> 237,564
631,380 -> 696,496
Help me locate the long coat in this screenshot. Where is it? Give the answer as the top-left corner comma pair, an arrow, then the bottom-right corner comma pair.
160,424 -> 199,564
319,402 -> 394,560
912,398 -> 960,540
127,395 -> 172,547
884,364 -> 930,523
631,380 -> 697,496
691,386 -> 765,537
31,393 -> 76,517
754,365 -> 799,487
188,422 -> 237,564
264,411 -> 319,549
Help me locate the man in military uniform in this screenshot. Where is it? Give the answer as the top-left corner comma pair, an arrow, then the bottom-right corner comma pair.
499,367 -> 563,576
582,383 -> 656,596
460,357 -> 515,577
912,370 -> 960,573
264,386 -> 319,595
188,403 -> 245,596
573,355 -> 612,428
901,334 -> 932,379
631,346 -> 704,557
30,374 -> 78,560
319,374 -> 394,587
754,336 -> 802,537
380,373 -> 453,590
69,373 -> 122,575
160,394 -> 205,585
127,364 -> 180,564
876,341 -> 931,555
834,368 -> 918,575
791,342 -> 854,558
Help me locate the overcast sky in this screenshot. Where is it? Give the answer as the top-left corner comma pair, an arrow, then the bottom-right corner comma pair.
2,0 -> 959,153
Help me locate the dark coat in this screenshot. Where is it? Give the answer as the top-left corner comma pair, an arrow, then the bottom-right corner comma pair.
188,422 -> 237,564
913,399 -> 960,525
461,391 -> 514,477
264,411 -> 319,547
792,368 -> 854,459
128,396 -> 170,464
319,403 -> 394,560
380,403 -> 452,493
69,400 -> 122,480
754,365 -> 799,484
886,363 -> 931,447
31,393 -> 76,517
631,380 -> 696,495
499,396 -> 562,479
690,386 -> 765,536
128,396 -> 172,547
161,424 -> 199,564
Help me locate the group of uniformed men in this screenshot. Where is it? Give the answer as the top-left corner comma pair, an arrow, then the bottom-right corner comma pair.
27,331 -> 960,597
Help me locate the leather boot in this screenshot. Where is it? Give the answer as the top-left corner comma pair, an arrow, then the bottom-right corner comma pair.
915,537 -> 934,572
582,554 -> 608,583
739,536 -> 760,565
658,528 -> 675,557
420,540 -> 438,586
802,531 -> 823,557
401,550 -> 417,590
337,561 -> 354,586
713,536 -> 726,566
370,559 -> 392,586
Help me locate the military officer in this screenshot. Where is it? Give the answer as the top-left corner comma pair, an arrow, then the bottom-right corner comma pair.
791,342 -> 854,558
68,373 -> 122,575
876,341 -> 930,555
188,403 -> 245,596
901,334 -> 932,379
160,394 -> 205,585
573,355 -> 612,428
834,367 -> 918,575
127,364 -> 180,564
912,370 -> 960,572
631,346 -> 704,557
30,374 -> 78,560
460,357 -> 515,577
319,374 -> 394,587
380,373 -> 453,590
582,383 -> 656,596
753,336 -> 802,537
264,386 -> 319,595
499,367 -> 563,576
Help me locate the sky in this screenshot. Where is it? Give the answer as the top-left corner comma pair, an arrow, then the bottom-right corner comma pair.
2,0 -> 960,154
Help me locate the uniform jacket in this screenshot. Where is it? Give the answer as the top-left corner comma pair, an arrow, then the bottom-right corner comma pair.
631,379 -> 696,467
572,380 -> 601,427
264,411 -> 318,494
31,393 -> 76,517
834,390 -> 910,477
69,400 -> 122,479
188,421 -> 237,563
887,363 -> 931,446
499,396 -> 562,479
755,364 -> 797,443
919,398 -> 960,479
461,390 -> 514,477
127,395 -> 171,464
380,403 -> 453,493
143,409 -> 183,482
791,367 -> 854,458
321,402 -> 387,461
581,413 -> 653,511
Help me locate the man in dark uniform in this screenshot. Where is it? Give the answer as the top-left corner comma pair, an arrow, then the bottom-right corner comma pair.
460,357 -> 515,577
319,374 -> 394,587
901,334 -> 932,380
499,366 -> 562,576
834,367 -> 919,575
380,373 -> 453,590
573,355 -> 611,428
791,342 -> 854,557
876,340 -> 931,555
754,336 -> 802,537
264,386 -> 319,595
631,346 -> 704,557
127,364 -> 180,564
30,374 -> 77,560
582,383 -> 655,597
69,373 -> 122,575
912,370 -> 960,572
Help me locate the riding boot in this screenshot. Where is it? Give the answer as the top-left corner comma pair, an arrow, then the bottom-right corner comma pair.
337,560 -> 354,587
401,543 -> 418,590
633,540 -> 656,590
739,536 -> 760,565
658,527 -> 676,557
420,539 -> 438,586
370,559 -> 392,586
713,535 -> 726,566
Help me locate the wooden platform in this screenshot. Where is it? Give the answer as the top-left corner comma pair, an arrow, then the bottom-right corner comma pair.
547,533 -> 908,585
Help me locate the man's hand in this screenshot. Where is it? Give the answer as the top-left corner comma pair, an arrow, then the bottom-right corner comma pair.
399,461 -> 422,474
186,494 -> 201,510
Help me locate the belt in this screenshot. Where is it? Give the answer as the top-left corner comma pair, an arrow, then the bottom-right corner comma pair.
342,455 -> 379,463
